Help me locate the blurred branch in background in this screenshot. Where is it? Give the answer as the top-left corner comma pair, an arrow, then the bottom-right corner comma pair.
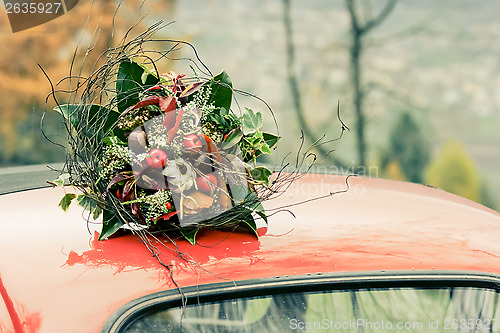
345,0 -> 397,168
282,0 -> 398,171
282,0 -> 348,169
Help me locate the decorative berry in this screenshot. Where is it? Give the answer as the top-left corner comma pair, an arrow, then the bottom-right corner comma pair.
146,149 -> 168,169
166,201 -> 172,210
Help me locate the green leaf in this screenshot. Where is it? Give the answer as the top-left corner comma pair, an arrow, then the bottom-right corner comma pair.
58,193 -> 76,212
209,71 -> 233,112
139,63 -> 158,84
54,104 -> 124,141
99,210 -> 124,240
251,131 -> 264,144
263,132 -> 280,149
221,128 -> 244,150
77,194 -> 103,220
116,59 -> 159,113
240,193 -> 268,224
251,199 -> 268,224
103,134 -> 127,146
256,211 -> 268,224
242,108 -> 263,135
223,114 -> 238,127
50,173 -> 70,187
93,206 -> 103,220
250,166 -> 272,185
76,193 -> 93,210
213,114 -> 224,125
229,184 -> 250,204
243,131 -> 262,147
179,228 -> 199,245
240,131 -> 273,159
257,142 -> 272,155
239,214 -> 259,239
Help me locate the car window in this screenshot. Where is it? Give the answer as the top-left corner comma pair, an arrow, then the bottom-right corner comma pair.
122,287 -> 500,332
103,272 -> 500,333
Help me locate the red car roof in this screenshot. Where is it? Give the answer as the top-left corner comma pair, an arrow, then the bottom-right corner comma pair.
1,174 -> 500,332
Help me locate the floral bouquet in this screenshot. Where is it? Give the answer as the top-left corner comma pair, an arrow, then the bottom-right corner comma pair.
51,29 -> 280,245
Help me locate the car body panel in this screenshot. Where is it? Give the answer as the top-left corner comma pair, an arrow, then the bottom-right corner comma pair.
1,174 -> 500,332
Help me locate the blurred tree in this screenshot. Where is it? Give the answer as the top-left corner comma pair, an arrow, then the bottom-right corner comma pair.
282,0 -> 398,170
385,160 -> 406,181
381,112 -> 430,183
345,0 -> 397,168
425,140 -> 481,203
479,181 -> 497,211
0,3 -> 112,165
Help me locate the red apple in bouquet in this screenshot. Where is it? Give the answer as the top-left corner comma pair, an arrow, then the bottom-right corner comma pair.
183,134 -> 203,152
146,149 -> 168,169
196,173 -> 218,193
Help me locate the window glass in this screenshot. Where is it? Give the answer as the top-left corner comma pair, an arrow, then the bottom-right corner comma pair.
123,287 -> 500,332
